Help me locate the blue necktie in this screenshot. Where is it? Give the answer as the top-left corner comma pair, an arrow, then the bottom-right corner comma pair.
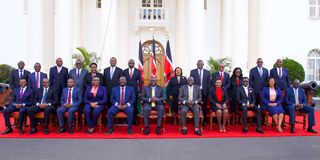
42,88 -> 48,104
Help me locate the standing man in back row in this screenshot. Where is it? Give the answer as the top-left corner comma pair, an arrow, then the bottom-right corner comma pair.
190,60 -> 211,127
270,59 -> 290,92
10,61 -> 30,90
49,58 -> 69,101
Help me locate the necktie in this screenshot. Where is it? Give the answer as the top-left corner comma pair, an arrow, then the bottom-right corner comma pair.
19,88 -> 23,99
278,68 -> 282,78
20,70 -> 23,79
294,89 -> 299,105
220,72 -> 224,81
199,69 -> 203,89
151,87 -> 155,107
110,67 -> 114,79
77,69 -> 80,78
67,88 -> 72,104
129,69 -> 133,79
236,78 -> 240,86
259,67 -> 263,77
120,87 -> 125,105
42,88 -> 48,104
36,72 -> 40,89
188,86 -> 193,101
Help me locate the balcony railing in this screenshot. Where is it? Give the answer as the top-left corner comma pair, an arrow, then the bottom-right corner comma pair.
134,8 -> 169,30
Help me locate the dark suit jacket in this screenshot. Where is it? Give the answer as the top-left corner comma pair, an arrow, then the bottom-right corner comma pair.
28,72 -> 48,90
123,68 -> 142,94
103,67 -> 123,96
11,87 -> 33,107
49,66 -> 69,91
229,77 -> 243,98
83,86 -> 108,106
110,86 -> 135,107
209,87 -> 228,106
141,85 -> 166,105
212,71 -> 230,89
9,69 -> 30,89
167,76 -> 188,96
69,68 -> 88,94
190,69 -> 211,96
60,87 -> 82,107
270,67 -> 290,91
237,86 -> 256,106
84,72 -> 103,88
249,67 -> 269,94
260,87 -> 283,106
284,87 -> 307,106
33,87 -> 58,107
178,84 -> 202,105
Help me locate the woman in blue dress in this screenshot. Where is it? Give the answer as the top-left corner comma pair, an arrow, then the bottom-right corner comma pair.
261,77 -> 285,132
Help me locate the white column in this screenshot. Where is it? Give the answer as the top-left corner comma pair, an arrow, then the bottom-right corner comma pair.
28,0 -> 44,69
72,0 -> 82,52
187,0 -> 205,74
117,0 -> 129,67
55,0 -> 73,68
231,0 -> 249,74
175,0 -> 185,70
248,0 -> 260,69
43,0 -> 55,72
220,0 -> 232,58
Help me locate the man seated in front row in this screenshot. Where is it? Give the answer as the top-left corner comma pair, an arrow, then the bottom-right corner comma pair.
178,76 -> 202,136
2,79 -> 33,134
27,78 -> 58,134
56,78 -> 82,134
284,79 -> 317,133
141,75 -> 166,135
106,76 -> 135,135
237,77 -> 264,134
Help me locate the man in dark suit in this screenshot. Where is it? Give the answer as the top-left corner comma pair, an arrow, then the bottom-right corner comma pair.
284,79 -> 317,133
103,57 -> 123,106
2,79 -> 33,134
27,78 -> 58,134
141,75 -> 166,135
190,60 -> 211,126
68,59 -> 88,96
212,64 -> 230,89
237,77 -> 264,134
249,58 -> 269,106
123,59 -> 142,125
106,76 -> 135,135
28,62 -> 48,90
56,78 -> 82,134
9,61 -> 30,90
270,59 -> 290,91
49,58 -> 69,100
179,76 -> 202,136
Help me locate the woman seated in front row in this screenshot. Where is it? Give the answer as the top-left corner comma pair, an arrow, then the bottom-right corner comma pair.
210,78 -> 229,132
260,77 -> 285,132
83,76 -> 107,134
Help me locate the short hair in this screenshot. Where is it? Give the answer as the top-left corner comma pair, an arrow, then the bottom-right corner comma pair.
89,62 -> 97,67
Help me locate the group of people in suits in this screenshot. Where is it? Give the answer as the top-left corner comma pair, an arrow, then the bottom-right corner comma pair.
1,57 -> 317,136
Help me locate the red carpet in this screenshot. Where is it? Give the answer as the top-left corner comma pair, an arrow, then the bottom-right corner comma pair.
0,112 -> 319,139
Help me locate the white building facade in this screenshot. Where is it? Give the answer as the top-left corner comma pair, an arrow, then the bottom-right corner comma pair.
1,0 -> 320,80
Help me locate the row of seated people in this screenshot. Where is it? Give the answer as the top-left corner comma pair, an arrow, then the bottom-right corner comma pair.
1,74 -> 317,136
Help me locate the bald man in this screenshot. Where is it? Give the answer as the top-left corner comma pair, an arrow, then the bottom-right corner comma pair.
49,58 -> 69,100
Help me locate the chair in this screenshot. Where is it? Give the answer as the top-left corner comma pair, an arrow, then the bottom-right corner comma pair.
82,113 -> 103,132
9,111 -> 27,130
140,101 -> 166,133
284,111 -> 307,130
114,112 -> 128,126
34,111 -> 53,128
176,102 -> 204,133
63,112 -> 79,131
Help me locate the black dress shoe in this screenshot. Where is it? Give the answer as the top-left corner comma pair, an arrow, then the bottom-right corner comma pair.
307,128 -> 318,133
144,127 -> 150,135
182,129 -> 187,135
56,128 -> 66,134
242,127 -> 248,133
156,127 -> 161,135
68,128 -> 74,134
1,127 -> 13,134
290,127 -> 296,134
256,128 -> 265,134
105,128 -> 114,134
28,128 -> 38,134
133,120 -> 138,126
19,129 -> 24,134
194,130 -> 202,136
128,128 -> 134,135
43,128 -> 49,135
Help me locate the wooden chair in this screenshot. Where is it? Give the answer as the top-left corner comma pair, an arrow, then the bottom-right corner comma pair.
284,111 -> 307,130
114,112 -> 129,126
176,102 -> 204,133
63,112 -> 79,131
140,101 -> 166,133
9,111 -> 27,130
82,113 -> 103,132
34,111 -> 53,128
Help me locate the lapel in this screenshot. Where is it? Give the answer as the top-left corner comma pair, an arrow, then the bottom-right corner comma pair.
192,85 -> 197,100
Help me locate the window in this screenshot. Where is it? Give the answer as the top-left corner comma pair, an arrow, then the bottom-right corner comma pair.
307,48 -> 320,81
309,0 -> 320,19
141,0 -> 163,20
96,0 -> 101,9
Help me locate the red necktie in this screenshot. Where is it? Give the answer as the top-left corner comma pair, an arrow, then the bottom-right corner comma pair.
236,78 -> 240,86
278,68 -> 282,78
67,88 -> 72,104
129,69 -> 133,79
36,72 -> 40,89
220,72 -> 224,81
120,87 -> 124,105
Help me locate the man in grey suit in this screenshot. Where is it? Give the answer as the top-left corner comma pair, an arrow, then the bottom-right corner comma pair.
179,76 -> 202,136
141,75 -> 166,135
68,59 -> 88,95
